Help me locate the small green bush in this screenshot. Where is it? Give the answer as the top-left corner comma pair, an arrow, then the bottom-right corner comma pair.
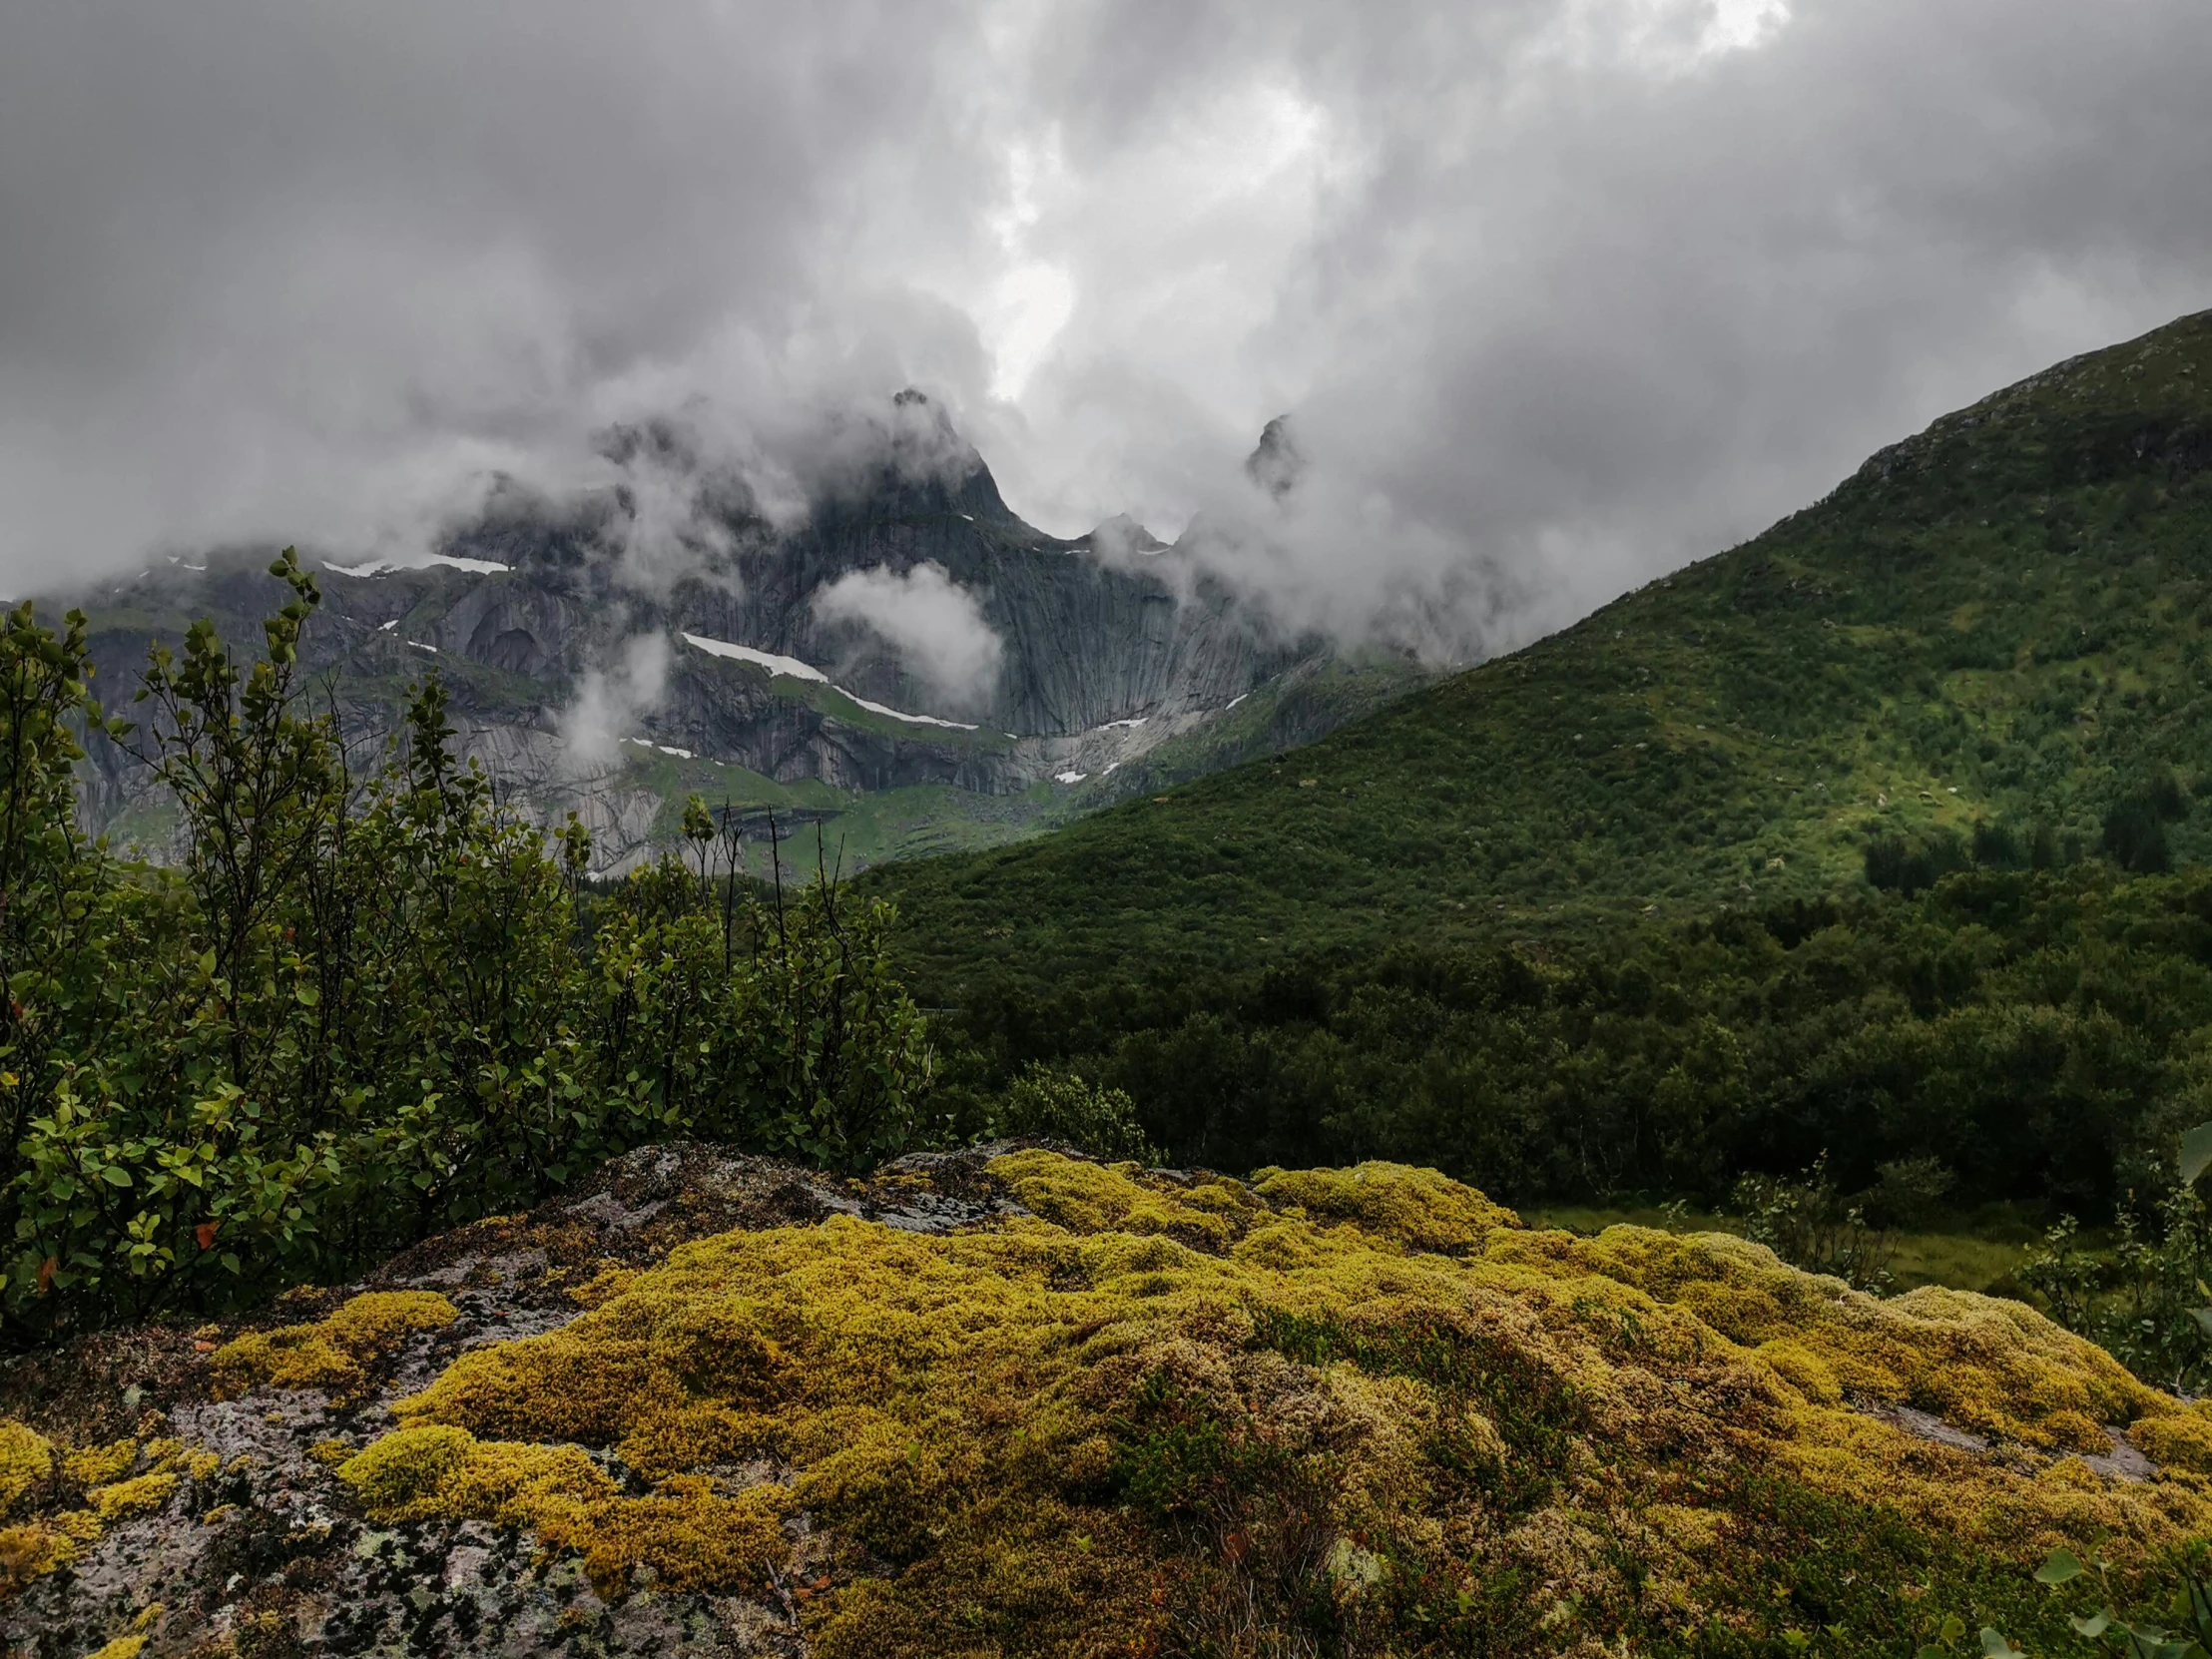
989,1065 -> 1155,1162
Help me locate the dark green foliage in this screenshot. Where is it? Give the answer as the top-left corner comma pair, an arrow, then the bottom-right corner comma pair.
968,1064 -> 1155,1161
863,310 -> 2212,1223
0,564 -> 933,1345
2104,773 -> 2189,873
915,864 -> 2212,1221
1731,1156 -> 1907,1292
1867,829 -> 1970,893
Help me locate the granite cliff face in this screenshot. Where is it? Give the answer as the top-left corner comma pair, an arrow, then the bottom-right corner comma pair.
54,399 -> 1430,872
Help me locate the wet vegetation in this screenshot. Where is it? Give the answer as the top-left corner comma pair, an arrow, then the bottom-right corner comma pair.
0,561 -> 932,1346
883,312 -> 2212,1232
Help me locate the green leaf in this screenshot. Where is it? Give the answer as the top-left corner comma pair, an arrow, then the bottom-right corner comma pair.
1980,1629 -> 2026,1659
2072,1614 -> 2113,1639
2037,1549 -> 2086,1585
1920,1647 -> 1951,1659
1942,1616 -> 1969,1646
99,1165 -> 133,1188
2181,1121 -> 2212,1185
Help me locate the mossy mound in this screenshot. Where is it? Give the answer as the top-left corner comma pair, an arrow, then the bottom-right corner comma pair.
208,1288 -> 456,1401
327,1151 -> 2212,1655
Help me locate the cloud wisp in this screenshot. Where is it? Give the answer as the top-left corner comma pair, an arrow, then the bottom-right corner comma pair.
558,632 -> 674,774
813,562 -> 1006,710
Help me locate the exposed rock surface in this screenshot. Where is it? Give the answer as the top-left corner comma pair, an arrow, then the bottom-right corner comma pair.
45,402 -> 1435,872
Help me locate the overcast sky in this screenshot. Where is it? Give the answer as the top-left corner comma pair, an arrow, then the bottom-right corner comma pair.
4,0 -> 2209,653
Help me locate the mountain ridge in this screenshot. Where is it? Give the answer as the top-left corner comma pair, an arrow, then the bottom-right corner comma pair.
43,400 -> 1433,872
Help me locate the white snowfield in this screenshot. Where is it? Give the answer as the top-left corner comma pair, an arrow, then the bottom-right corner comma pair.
1054,771 -> 1088,785
678,632 -> 978,731
679,633 -> 827,683
322,554 -> 511,578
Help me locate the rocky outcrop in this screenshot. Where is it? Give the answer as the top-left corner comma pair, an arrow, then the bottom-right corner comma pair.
5,1146 -> 2208,1657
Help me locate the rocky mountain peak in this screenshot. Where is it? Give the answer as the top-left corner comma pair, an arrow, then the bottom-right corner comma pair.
51,404 -> 1434,875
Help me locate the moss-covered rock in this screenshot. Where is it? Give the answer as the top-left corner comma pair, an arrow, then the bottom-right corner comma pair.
5,1145 -> 2209,1655
339,1151 -> 2212,1654
208,1289 -> 456,1401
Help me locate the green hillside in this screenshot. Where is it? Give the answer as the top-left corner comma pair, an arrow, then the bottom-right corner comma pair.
870,309 -> 2212,1209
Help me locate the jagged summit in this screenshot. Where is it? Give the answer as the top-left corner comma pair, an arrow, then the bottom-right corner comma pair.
1245,412 -> 1304,500
1081,512 -> 1170,556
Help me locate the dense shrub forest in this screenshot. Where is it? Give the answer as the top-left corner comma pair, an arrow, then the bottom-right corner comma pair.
0,558 -> 933,1346
928,868 -> 2212,1216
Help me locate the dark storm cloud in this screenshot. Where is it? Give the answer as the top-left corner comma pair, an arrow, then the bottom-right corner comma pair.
997,0 -> 2212,651
3,0 -> 2209,662
0,0 -> 993,587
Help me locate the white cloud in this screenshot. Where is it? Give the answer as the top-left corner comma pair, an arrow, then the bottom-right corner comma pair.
812,562 -> 1005,708
2,0 -> 2209,667
558,631 -> 673,774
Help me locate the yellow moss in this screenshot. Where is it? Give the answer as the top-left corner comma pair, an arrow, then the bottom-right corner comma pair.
0,1421 -> 54,1512
1252,1161 -> 1520,1253
1759,1339 -> 1844,1405
90,1473 -> 177,1521
337,1422 -> 788,1596
0,1520 -> 79,1590
324,1152 -> 2210,1651
2131,1404 -> 2212,1473
61,1439 -> 138,1488
336,1424 -> 490,1519
78,1638 -> 146,1659
1496,1227 -> 2138,1448
792,1415 -> 949,1560
211,1328 -> 357,1396
988,1150 -> 1237,1250
53,1509 -> 102,1542
1646,1503 -> 1728,1552
210,1290 -> 456,1400
569,1265 -> 640,1308
305,1439 -> 352,1468
182,1451 -> 221,1482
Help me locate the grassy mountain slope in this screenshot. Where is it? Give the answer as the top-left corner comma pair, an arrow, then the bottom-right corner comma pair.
865,312 -> 2212,1213
870,309 -> 2212,985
